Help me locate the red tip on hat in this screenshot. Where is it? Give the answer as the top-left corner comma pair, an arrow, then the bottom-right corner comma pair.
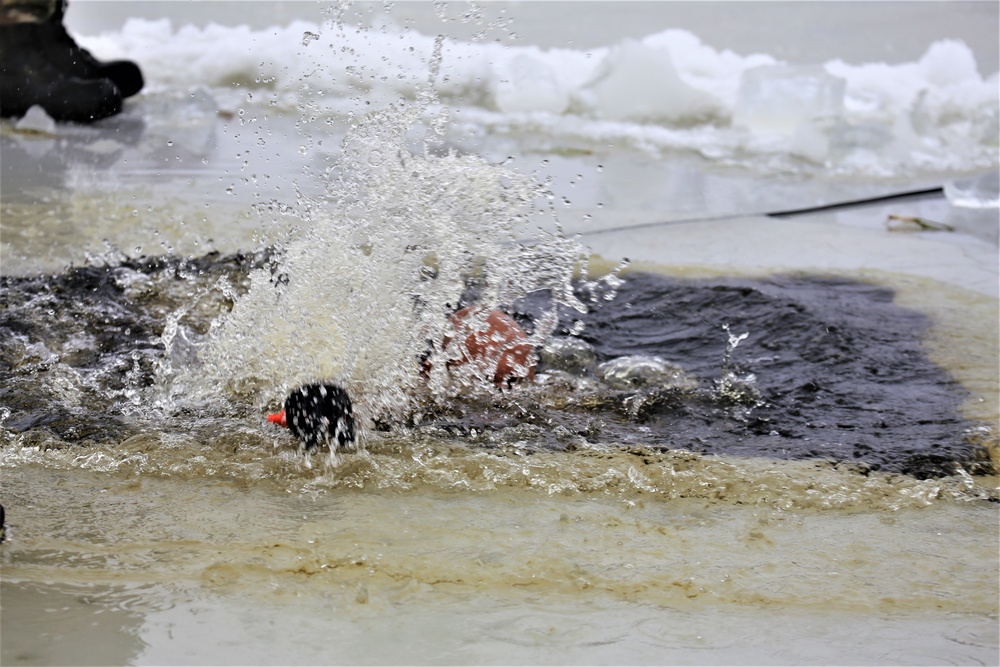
267,409 -> 288,428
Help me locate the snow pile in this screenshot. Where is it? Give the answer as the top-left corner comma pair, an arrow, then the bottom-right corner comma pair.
78,18 -> 999,175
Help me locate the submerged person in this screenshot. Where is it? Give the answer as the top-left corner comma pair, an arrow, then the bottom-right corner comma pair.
0,0 -> 143,122
442,305 -> 536,387
269,307 -> 536,449
268,384 -> 356,451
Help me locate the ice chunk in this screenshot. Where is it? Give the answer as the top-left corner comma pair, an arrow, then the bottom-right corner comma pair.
14,105 -> 58,135
971,101 -> 999,146
584,39 -> 721,123
824,120 -> 906,170
538,337 -> 597,375
494,54 -> 569,114
733,65 -> 846,135
596,355 -> 694,390
944,171 -> 1000,209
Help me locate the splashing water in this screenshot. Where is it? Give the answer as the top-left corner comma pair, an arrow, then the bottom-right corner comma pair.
158,100 -> 615,438
715,323 -> 760,409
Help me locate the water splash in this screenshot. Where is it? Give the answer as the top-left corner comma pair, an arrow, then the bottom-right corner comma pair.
163,100 -> 607,438
715,323 -> 760,410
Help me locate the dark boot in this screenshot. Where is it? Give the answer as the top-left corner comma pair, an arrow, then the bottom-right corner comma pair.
0,22 -> 122,122
39,0 -> 143,98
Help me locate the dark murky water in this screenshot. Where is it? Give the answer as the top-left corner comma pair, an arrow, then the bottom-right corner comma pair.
1,253 -> 262,444
1,254 -> 991,480
531,271 -> 989,477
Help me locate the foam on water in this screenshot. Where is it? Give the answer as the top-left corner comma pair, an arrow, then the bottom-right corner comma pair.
3,430 -> 995,512
77,16 -> 999,175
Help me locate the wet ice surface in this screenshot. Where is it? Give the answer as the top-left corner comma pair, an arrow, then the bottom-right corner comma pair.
0,93 -> 312,275
1,467 -> 998,666
3,17 -> 999,286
